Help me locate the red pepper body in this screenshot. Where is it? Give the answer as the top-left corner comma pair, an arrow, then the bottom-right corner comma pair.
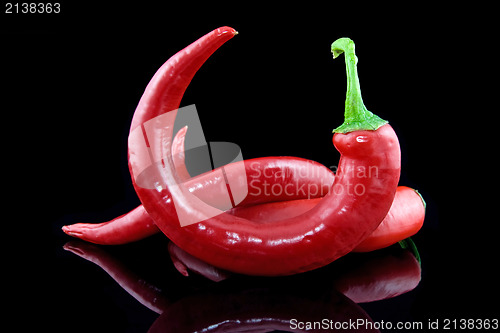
63,173 -> 423,251
353,186 -> 425,252
62,205 -> 157,245
229,185 -> 425,252
64,121 -> 334,245
132,125 -> 400,275
129,27 -> 238,131
185,156 -> 334,209
128,27 -> 401,275
65,120 -> 418,251
63,156 -> 334,245
137,125 -> 399,275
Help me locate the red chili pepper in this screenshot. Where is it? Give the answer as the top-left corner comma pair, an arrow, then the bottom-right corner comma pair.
64,127 -> 423,251
62,205 -> 158,245
63,125 -> 334,244
168,187 -> 424,278
127,29 -> 401,275
228,186 -> 425,252
353,186 -> 425,252
63,172 -> 424,251
63,155 -> 333,244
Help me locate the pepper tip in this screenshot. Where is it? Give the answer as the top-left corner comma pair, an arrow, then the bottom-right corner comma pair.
218,26 -> 238,37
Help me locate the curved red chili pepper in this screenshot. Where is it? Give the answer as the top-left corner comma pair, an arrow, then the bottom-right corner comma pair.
62,177 -> 424,251
64,127 -> 423,251
62,205 -> 158,245
353,186 -> 425,252
228,186 -> 425,252
64,121 -> 334,244
63,155 -> 333,245
127,28 -> 401,275
128,27 -> 238,130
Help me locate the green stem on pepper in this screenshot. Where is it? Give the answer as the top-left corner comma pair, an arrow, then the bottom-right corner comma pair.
398,237 -> 421,265
331,38 -> 388,133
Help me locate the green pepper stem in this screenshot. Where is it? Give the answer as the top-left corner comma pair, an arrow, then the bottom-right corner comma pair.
398,237 -> 421,265
331,38 -> 388,133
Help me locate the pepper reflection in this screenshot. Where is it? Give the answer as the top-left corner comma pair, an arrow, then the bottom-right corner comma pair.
64,241 -> 420,332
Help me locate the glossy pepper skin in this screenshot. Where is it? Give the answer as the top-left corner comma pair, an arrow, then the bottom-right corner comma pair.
62,205 -> 157,245
63,156 -> 333,245
353,186 -> 425,252
133,125 -> 400,276
64,121 -> 422,250
229,186 -> 425,252
128,27 -> 401,275
63,126 -> 332,244
63,166 -> 424,250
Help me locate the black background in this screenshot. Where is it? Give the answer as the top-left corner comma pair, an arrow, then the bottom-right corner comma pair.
3,3 -> 498,332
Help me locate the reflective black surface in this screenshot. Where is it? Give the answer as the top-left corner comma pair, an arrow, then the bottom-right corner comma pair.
55,236 -> 421,332
65,238 -> 419,331
4,4 -> 498,332
45,227 -> 497,332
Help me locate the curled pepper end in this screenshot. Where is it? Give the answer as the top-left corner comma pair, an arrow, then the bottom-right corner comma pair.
218,26 -> 238,37
129,26 -> 238,131
331,37 -> 388,134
